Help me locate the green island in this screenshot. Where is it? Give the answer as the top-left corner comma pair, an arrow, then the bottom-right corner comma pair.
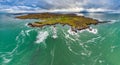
16,13 -> 100,31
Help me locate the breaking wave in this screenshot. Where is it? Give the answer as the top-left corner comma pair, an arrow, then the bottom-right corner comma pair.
35,31 -> 49,44
52,27 -> 58,39
86,27 -> 98,34
78,27 -> 98,34
67,28 -> 78,35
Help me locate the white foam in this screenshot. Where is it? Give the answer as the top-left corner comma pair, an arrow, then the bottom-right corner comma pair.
52,27 -> 58,39
78,29 -> 86,33
62,29 -> 74,41
81,52 -> 87,56
68,47 -> 80,55
85,36 -> 101,43
64,32 -> 77,41
110,45 -> 117,52
35,31 -> 49,44
16,30 -> 28,44
86,27 -> 98,34
65,34 -> 75,41
3,57 -> 12,64
78,27 -> 98,34
99,60 -> 104,63
25,23 -> 29,27
52,35 -> 58,39
21,30 -> 26,37
67,28 -> 77,35
15,35 -> 19,41
25,29 -> 34,36
68,27 -> 98,34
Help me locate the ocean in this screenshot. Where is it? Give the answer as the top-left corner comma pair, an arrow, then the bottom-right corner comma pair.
0,13 -> 120,65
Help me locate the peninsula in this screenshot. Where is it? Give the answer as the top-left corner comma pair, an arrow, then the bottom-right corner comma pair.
16,13 -> 100,31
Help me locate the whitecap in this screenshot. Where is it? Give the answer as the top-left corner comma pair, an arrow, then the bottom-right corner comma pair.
35,31 -> 49,44
99,60 -> 104,63
52,35 -> 58,39
78,29 -> 86,33
67,28 -> 77,35
52,27 -> 58,39
81,52 -> 87,56
74,27 -> 98,34
86,27 -> 98,34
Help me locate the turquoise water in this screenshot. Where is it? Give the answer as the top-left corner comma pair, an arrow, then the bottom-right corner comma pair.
0,13 -> 120,65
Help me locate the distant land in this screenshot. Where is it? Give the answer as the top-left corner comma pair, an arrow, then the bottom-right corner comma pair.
16,13 -> 102,32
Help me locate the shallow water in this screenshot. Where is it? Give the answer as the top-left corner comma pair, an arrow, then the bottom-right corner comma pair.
0,13 -> 120,65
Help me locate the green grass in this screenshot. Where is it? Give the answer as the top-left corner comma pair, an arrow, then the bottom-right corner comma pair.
16,13 -> 98,30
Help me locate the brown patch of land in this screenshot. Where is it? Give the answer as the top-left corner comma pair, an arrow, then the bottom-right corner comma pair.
16,13 -> 100,31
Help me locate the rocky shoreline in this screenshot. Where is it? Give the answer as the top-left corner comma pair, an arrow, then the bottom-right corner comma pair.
16,13 -> 100,31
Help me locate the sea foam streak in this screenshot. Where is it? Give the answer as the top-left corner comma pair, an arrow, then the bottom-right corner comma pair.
3,57 -> 12,64
0,30 -> 28,64
108,20 -> 118,24
35,31 -> 49,44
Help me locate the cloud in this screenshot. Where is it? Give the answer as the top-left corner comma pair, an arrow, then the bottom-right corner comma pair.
0,5 -> 44,13
0,0 -> 120,13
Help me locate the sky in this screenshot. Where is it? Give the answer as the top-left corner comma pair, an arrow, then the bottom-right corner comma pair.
0,0 -> 120,13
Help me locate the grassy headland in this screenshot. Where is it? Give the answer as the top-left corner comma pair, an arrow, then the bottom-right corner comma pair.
16,13 -> 99,31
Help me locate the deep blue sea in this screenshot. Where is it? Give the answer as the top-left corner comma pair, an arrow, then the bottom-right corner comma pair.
0,13 -> 120,65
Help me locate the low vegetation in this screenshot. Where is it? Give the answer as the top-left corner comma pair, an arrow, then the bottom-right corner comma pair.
16,13 -> 99,31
